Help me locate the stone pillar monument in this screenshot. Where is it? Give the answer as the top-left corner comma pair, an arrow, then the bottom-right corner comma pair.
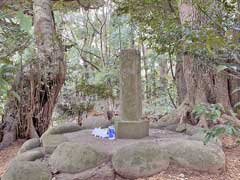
115,49 -> 149,139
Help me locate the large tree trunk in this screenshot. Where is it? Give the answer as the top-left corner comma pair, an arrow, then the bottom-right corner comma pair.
0,0 -> 66,149
175,59 -> 187,105
160,1 -> 240,128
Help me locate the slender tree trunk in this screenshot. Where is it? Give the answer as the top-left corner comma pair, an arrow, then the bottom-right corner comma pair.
0,0 -> 66,149
141,40 -> 149,99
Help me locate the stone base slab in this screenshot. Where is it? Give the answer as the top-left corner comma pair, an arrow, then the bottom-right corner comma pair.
115,120 -> 149,139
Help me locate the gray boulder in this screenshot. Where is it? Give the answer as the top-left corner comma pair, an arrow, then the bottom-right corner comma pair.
149,111 -> 180,129
112,142 -> 170,179
176,123 -> 203,135
14,147 -> 45,161
45,123 -> 82,135
186,125 -> 204,135
18,138 -> 41,154
82,116 -> 111,129
54,162 -> 114,180
2,161 -> 51,180
164,124 -> 178,131
41,134 -> 68,154
40,123 -> 81,153
166,139 -> 225,173
50,142 -> 108,173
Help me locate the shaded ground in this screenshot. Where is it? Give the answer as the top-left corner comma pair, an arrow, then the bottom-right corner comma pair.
0,139 -> 25,176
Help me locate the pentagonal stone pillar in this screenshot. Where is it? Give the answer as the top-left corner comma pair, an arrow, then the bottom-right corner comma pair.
115,49 -> 149,139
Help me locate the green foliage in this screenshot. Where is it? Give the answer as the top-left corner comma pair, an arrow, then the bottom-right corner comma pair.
0,63 -> 17,115
15,11 -> 32,33
192,103 -> 223,122
204,123 -> 240,145
193,103 -> 240,145
76,79 -> 115,99
0,10 -> 32,115
114,0 -> 181,55
71,101 -> 94,114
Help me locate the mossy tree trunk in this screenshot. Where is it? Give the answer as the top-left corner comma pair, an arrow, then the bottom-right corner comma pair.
0,0 -> 66,149
160,1 -> 240,128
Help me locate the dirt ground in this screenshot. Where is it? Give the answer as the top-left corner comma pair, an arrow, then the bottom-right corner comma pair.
0,139 -> 25,176
0,140 -> 240,180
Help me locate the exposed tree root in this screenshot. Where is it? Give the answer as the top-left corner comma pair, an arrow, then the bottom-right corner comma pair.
158,100 -> 240,130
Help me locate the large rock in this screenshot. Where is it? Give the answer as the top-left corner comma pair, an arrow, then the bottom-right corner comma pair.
40,123 -> 81,153
166,139 -> 225,173
50,142 -> 108,173
112,142 -> 170,179
82,116 -> 111,129
41,134 -> 68,154
54,162 -> 114,180
2,161 -> 51,180
176,123 -> 203,135
18,138 -> 41,154
186,125 -> 203,135
14,147 -> 45,161
46,123 -> 82,135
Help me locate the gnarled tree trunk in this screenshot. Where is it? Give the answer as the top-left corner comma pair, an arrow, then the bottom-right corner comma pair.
160,1 -> 240,128
0,0 -> 66,149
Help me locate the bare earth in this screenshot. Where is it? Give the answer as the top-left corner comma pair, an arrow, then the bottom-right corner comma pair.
0,139 -> 25,176
0,137 -> 240,179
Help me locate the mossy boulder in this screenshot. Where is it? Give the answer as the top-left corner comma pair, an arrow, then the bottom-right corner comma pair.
166,139 -> 225,173
18,138 -> 41,154
2,161 -> 51,180
45,123 -> 82,135
41,134 -> 68,154
112,142 -> 170,179
176,123 -> 203,135
50,142 -> 108,173
14,147 -> 45,161
82,116 -> 111,129
54,162 -> 115,180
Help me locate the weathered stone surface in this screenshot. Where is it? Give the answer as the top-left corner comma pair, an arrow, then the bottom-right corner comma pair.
50,142 -> 108,173
119,49 -> 142,122
82,116 -> 111,129
112,142 -> 170,179
14,147 -> 45,161
166,139 -> 225,173
41,134 -> 68,154
18,138 -> 41,154
115,120 -> 149,139
175,123 -> 203,135
186,125 -> 203,135
117,49 -> 149,139
151,123 -> 203,135
164,124 -> 178,131
2,161 -> 51,180
64,129 -> 187,157
54,162 -> 114,180
46,123 -> 82,135
149,120 -> 177,129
